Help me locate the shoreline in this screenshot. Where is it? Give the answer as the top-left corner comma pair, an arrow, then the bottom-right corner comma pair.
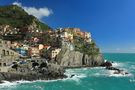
0,65 -> 101,83
0,67 -> 130,84
0,72 -> 67,84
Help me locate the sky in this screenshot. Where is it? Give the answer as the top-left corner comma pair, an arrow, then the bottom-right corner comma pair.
0,0 -> 135,53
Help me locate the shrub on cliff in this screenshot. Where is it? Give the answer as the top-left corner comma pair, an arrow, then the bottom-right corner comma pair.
73,36 -> 100,55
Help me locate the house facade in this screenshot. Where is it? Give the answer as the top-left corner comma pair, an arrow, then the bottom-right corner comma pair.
29,47 -> 40,57
0,39 -> 20,72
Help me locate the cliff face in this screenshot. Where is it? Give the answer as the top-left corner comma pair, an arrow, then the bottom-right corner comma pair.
56,49 -> 104,68
54,28 -> 104,68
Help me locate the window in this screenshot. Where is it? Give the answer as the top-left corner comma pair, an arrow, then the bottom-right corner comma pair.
7,51 -> 9,55
2,50 -> 6,56
3,63 -> 6,66
0,63 -> 1,66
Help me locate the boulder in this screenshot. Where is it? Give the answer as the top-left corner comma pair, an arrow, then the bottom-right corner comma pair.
100,61 -> 112,67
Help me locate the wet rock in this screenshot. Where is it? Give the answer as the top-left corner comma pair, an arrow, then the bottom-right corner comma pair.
113,70 -> 129,75
113,71 -> 120,74
100,61 -> 112,67
70,74 -> 75,78
106,66 -> 120,71
106,66 -> 129,75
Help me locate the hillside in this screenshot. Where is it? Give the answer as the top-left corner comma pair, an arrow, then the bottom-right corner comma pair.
0,5 -> 51,31
0,5 -> 52,42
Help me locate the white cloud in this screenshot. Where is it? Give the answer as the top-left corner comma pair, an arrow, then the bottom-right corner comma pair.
12,2 -> 53,19
13,2 -> 22,6
23,7 -> 53,19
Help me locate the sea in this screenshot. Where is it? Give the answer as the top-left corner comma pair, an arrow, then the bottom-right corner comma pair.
0,53 -> 135,90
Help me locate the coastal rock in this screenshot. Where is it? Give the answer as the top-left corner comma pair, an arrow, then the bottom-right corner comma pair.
56,49 -> 104,68
47,63 -> 65,77
58,50 -> 83,67
106,66 -> 129,75
91,54 -> 104,66
0,63 -> 66,83
106,66 -> 120,71
100,61 -> 112,67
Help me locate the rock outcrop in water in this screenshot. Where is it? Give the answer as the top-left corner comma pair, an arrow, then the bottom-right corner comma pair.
101,61 -> 129,75
100,61 -> 112,67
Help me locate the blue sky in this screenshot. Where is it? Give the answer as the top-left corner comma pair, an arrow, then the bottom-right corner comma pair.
0,0 -> 135,53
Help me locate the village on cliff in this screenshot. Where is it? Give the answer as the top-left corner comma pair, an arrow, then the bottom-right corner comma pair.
0,5 -> 105,82
0,26 -> 94,72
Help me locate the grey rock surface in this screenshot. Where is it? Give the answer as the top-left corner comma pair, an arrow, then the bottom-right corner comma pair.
0,63 -> 66,83
56,49 -> 104,68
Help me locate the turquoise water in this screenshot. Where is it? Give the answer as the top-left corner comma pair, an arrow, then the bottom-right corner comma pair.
0,53 -> 135,90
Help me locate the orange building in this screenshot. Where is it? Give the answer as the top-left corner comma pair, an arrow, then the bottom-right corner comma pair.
29,47 -> 40,57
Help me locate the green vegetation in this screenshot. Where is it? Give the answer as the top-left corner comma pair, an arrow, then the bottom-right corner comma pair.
73,36 -> 100,55
0,5 -> 52,42
0,5 -> 50,30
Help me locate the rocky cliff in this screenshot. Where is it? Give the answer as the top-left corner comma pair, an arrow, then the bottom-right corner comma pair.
55,28 -> 104,68
56,49 -> 104,68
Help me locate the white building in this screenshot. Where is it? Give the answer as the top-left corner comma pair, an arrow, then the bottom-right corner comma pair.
51,48 -> 61,59
60,31 -> 68,38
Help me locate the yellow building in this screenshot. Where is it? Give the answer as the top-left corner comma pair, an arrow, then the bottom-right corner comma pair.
60,31 -> 74,42
29,47 -> 40,57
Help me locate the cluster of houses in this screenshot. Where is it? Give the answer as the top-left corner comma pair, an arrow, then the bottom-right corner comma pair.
0,39 -> 63,72
55,28 -> 92,43
0,25 -> 22,36
0,27 -> 92,72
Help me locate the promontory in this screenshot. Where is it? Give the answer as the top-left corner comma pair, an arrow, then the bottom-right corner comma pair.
0,5 -> 104,82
